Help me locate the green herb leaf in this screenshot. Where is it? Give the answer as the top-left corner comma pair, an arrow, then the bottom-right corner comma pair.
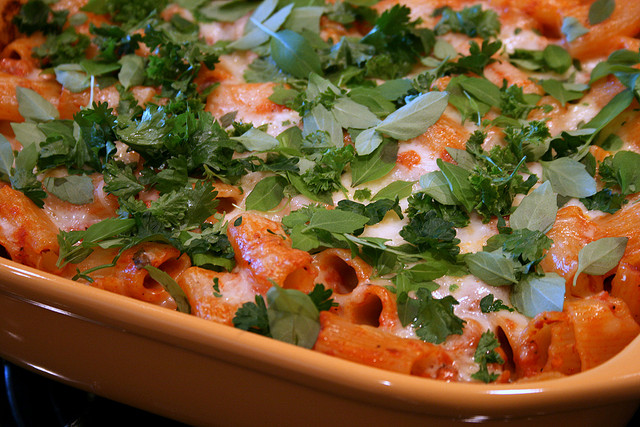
230,3 -> 293,50
588,0 -> 615,26
16,87 -> 59,122
118,54 -> 145,90
303,104 -> 343,148
542,45 -> 573,74
54,64 -> 90,93
561,17 -> 589,42
245,175 -> 287,211
573,237 -> 628,286
419,171 -> 459,205
599,151 -> 640,195
540,79 -> 586,106
305,209 -> 370,234
232,295 -> 271,336
471,330 -> 504,383
541,158 -> 597,198
332,97 -> 380,130
354,127 -> 383,156
10,122 -> 45,148
510,181 -> 557,233
0,135 -> 14,178
511,273 -> 565,317
437,159 -> 475,212
232,127 -> 280,151
465,251 -> 519,286
371,180 -> 415,201
410,288 -> 465,344
479,294 -> 514,313
351,138 -> 397,186
266,285 -> 320,349
268,28 -> 323,78
43,175 -> 95,205
375,91 -> 448,140
143,265 -> 191,314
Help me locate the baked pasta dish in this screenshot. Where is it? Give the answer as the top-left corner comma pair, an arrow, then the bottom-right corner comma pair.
1,0 -> 639,383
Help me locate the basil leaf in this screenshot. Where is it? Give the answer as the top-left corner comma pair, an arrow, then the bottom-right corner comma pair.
305,209 -> 370,234
16,87 -> 59,122
433,38 -> 457,60
351,138 -> 397,186
588,0 -> 615,26
246,0 -> 278,27
573,237 -> 628,286
266,285 -> 320,349
419,171 -> 459,205
510,181 -> 557,233
540,79 -> 585,106
232,127 -> 279,151
354,127 -> 383,156
43,175 -> 95,205
437,158 -> 475,212
306,73 -> 340,99
347,87 -> 396,117
54,64 -> 91,93
332,97 -> 380,130
118,54 -> 145,90
10,122 -> 45,148
0,135 -> 13,177
585,89 -> 633,132
284,6 -> 323,34
143,265 -> 191,314
465,251 -> 519,286
541,158 -> 597,198
245,175 -> 287,211
198,0 -> 258,23
303,104 -> 343,148
376,79 -> 413,101
83,217 -> 136,243
511,273 -> 565,318
542,45 -> 572,74
561,17 -> 589,42
79,59 -> 120,76
459,77 -> 501,107
372,180 -> 415,201
445,147 -> 477,170
375,91 -> 448,140
269,28 -> 322,78
230,3 -> 293,50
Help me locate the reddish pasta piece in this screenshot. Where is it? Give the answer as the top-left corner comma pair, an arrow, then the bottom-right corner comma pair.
315,311 -> 459,381
77,244 -> 189,306
610,262 -> 640,323
412,115 -> 469,160
178,266 -> 250,325
227,213 -> 317,293
0,185 -> 62,273
565,292 -> 640,370
313,248 -> 372,295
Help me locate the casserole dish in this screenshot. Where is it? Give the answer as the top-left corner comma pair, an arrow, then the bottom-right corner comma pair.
1,257 -> 639,426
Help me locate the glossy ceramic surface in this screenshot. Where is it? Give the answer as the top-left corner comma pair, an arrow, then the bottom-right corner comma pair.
1,257 -> 639,426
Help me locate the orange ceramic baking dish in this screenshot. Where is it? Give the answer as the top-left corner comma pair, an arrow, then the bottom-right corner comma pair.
1,257 -> 639,427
